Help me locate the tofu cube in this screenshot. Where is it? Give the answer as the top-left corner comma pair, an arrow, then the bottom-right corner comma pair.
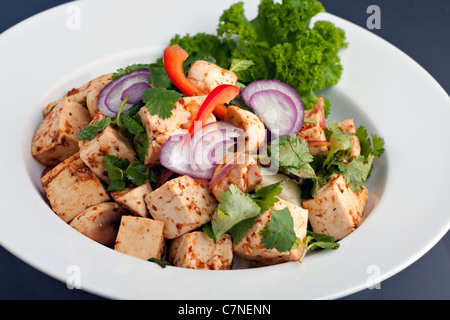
43,73 -> 113,117
169,231 -> 233,270
297,108 -> 329,156
210,152 -> 262,200
114,216 -> 165,261
138,96 -> 215,167
224,105 -> 266,154
187,60 -> 238,94
233,198 -> 308,266
111,183 -> 153,218
69,202 -> 126,247
145,175 -> 217,239
32,98 -> 92,166
79,126 -> 137,182
41,153 -> 110,222
302,174 -> 368,240
338,118 -> 361,157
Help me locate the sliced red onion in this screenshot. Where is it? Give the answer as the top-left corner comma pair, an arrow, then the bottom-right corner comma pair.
159,134 -> 215,179
121,82 -> 151,104
248,89 -> 297,138
242,80 -> 304,135
193,131 -> 238,170
97,69 -> 151,117
159,122 -> 241,179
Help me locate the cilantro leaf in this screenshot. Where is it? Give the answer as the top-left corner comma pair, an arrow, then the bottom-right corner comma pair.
76,117 -> 112,141
125,161 -> 148,186
148,63 -> 173,89
143,87 -> 182,119
356,125 -> 385,158
211,184 -> 262,242
305,230 -> 340,251
269,134 -> 318,196
337,155 -> 374,192
323,120 -> 352,167
250,181 -> 283,212
260,207 -> 297,252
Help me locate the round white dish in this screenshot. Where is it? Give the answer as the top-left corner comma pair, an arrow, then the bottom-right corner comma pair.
0,0 -> 449,300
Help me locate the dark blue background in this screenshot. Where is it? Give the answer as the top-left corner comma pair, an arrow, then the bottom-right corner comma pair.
0,0 -> 449,300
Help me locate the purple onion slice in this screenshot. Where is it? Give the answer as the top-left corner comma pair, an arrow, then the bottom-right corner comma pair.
248,89 -> 298,138
242,80 -> 304,135
97,69 -> 151,117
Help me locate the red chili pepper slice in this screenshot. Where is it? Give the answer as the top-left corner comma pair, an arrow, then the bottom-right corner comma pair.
163,44 -> 206,97
183,84 -> 240,147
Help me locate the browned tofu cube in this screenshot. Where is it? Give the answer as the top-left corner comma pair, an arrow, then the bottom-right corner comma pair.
233,198 -> 308,266
169,231 -> 233,270
69,202 -> 127,247
297,108 -> 329,156
79,126 -> 137,183
187,60 -> 238,94
224,105 -> 266,154
145,175 -> 217,239
31,98 -> 91,166
302,174 -> 368,240
41,153 -> 110,222
338,118 -> 361,157
210,152 -> 262,201
43,73 -> 113,117
111,183 -> 153,218
114,216 -> 165,261
138,96 -> 215,167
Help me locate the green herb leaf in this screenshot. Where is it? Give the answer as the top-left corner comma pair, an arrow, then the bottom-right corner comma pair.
143,87 -> 182,119
76,117 -> 112,141
229,59 -> 254,73
260,207 -> 297,252
211,184 -> 262,243
125,161 -> 148,186
250,181 -> 283,212
148,63 -> 173,89
337,155 -> 374,192
269,134 -> 318,196
148,257 -> 171,268
112,63 -> 150,79
305,230 -> 340,251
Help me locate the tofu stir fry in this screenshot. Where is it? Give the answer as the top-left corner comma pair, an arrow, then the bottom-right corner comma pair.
31,0 -> 385,270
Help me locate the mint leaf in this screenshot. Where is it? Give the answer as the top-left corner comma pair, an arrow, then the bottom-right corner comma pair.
260,207 -> 297,252
76,117 -> 112,141
104,155 -> 130,182
143,87 -> 182,119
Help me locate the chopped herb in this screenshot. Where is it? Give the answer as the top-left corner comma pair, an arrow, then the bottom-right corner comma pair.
148,257 -> 171,268
76,117 -> 112,141
143,87 -> 183,119
260,207 -> 298,252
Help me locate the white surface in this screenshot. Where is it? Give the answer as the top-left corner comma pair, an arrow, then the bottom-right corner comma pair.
0,0 -> 449,300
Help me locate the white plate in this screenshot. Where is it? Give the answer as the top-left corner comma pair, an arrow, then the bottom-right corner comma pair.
0,0 -> 449,300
